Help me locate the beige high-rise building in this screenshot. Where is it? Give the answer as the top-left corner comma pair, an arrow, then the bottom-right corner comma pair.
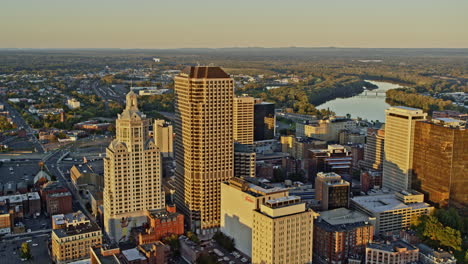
361,126 -> 385,171
104,91 -> 165,242
252,196 -> 314,264
234,96 -> 254,145
382,106 -> 426,191
154,119 -> 173,158
174,66 -> 234,233
220,177 -> 289,257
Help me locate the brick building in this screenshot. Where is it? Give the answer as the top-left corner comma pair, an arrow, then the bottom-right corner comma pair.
40,181 -> 72,215
313,208 -> 374,264
137,205 -> 184,245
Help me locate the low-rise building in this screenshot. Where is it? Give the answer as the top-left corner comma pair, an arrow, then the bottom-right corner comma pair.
179,235 -> 203,264
90,245 -> 122,264
41,181 -> 73,215
121,248 -> 146,264
308,145 -> 353,179
137,205 -> 184,245
0,206 -> 12,234
51,211 -> 102,264
365,240 -> 419,264
360,170 -> 383,192
0,192 -> 41,218
416,243 -> 457,264
351,190 -> 433,234
138,242 -> 170,264
313,208 -> 374,264
67,98 -> 81,109
296,116 -> 357,142
70,164 -> 103,194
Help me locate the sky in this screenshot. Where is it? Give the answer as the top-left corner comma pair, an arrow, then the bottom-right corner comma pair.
1,0 -> 467,49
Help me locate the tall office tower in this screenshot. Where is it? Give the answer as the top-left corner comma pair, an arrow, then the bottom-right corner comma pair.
315,172 -> 350,211
174,66 -> 234,233
104,92 -> 165,242
252,196 -> 314,264
153,119 -> 173,158
233,96 -> 254,145
253,99 -> 275,141
361,126 -> 385,171
382,106 -> 426,191
412,118 -> 467,208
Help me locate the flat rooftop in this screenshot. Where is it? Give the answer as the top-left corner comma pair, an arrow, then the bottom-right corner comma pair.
53,222 -> 101,238
147,208 -> 180,220
122,248 -> 146,261
390,106 -> 422,111
316,208 -> 372,231
351,193 -> 431,213
368,240 -> 418,252
265,195 -> 302,208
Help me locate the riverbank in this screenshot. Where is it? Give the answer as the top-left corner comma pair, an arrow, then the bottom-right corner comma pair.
316,80 -> 401,122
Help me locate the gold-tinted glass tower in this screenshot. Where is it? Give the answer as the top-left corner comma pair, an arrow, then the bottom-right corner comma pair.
174,66 -> 234,233
382,106 -> 426,191
412,118 -> 467,208
104,91 -> 164,242
233,96 -> 254,145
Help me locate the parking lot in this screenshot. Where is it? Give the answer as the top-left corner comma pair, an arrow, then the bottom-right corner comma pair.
0,233 -> 50,263
0,160 -> 41,187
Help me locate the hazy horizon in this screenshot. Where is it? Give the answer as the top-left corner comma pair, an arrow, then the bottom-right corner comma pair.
2,0 -> 468,49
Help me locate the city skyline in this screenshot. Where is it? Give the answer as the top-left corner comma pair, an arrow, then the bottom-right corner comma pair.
1,0 -> 468,49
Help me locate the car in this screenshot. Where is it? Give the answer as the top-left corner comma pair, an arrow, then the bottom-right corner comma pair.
241,258 -> 248,263
32,244 -> 38,247
223,257 -> 230,261
26,240 -> 32,243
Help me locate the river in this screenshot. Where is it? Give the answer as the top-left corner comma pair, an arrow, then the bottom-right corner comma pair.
316,80 -> 402,122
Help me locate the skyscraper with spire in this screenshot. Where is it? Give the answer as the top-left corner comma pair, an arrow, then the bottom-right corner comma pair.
104,91 -> 164,242
174,66 -> 234,233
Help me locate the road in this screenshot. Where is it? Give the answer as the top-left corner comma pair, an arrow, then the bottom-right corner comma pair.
1,100 -> 45,153
43,148 -> 93,220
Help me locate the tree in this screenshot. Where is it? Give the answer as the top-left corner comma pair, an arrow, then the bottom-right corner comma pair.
413,215 -> 462,252
213,232 -> 235,252
163,234 -> 180,256
20,242 -> 31,260
0,116 -> 15,131
196,253 -> 219,264
186,231 -> 200,244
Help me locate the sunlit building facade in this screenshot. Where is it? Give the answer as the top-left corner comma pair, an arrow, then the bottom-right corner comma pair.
174,66 -> 234,233
412,118 -> 467,208
104,92 -> 165,242
382,106 -> 426,191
